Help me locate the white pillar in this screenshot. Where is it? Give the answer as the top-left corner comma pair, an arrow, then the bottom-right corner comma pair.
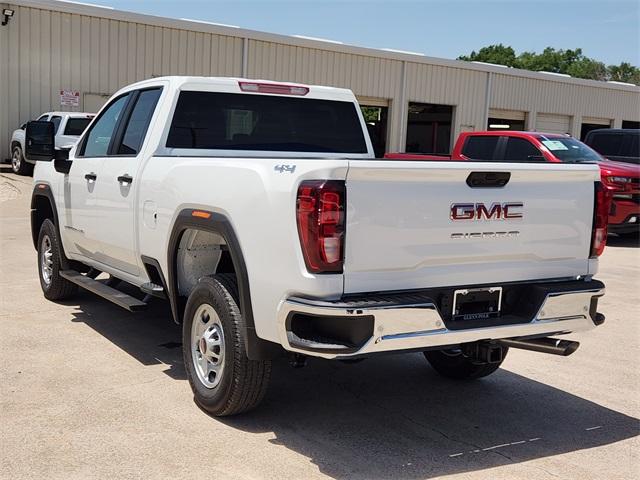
526,111 -> 537,131
571,114 -> 582,138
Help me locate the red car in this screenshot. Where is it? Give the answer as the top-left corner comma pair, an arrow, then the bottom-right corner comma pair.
386,131 -> 640,237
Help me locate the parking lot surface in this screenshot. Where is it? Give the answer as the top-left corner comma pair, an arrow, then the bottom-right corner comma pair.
1,167 -> 638,480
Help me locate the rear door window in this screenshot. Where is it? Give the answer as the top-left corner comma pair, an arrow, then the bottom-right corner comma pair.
116,88 -> 162,155
461,136 -> 499,160
503,137 -> 544,161
166,91 -> 367,154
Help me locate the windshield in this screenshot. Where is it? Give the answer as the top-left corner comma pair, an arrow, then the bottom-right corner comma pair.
536,135 -> 603,163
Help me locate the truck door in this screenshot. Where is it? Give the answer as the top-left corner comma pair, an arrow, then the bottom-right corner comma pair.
90,87 -> 163,277
63,93 -> 131,260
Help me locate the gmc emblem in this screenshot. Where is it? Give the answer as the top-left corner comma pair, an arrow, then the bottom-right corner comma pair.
450,202 -> 523,220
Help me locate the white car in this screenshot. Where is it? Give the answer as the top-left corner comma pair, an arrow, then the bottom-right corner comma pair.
10,111 -> 94,175
25,77 -> 608,416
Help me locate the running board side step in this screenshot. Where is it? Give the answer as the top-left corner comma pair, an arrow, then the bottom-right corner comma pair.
497,337 -> 579,356
60,270 -> 147,312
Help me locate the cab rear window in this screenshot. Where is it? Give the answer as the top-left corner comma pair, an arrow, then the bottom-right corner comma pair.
461,136 -> 499,160
64,118 -> 92,136
166,91 -> 368,154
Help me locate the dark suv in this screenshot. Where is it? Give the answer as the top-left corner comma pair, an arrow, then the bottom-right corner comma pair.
584,129 -> 640,165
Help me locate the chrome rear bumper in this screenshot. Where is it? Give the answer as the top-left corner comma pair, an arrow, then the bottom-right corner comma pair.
277,282 -> 605,359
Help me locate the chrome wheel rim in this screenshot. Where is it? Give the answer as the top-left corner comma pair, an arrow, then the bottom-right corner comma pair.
191,304 -> 225,389
41,235 -> 53,286
11,148 -> 21,172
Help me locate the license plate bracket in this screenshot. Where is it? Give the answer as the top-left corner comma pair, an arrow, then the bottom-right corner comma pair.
452,287 -> 502,322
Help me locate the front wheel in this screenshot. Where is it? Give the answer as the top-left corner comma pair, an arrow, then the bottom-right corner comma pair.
37,219 -> 77,300
424,347 -> 508,380
11,145 -> 33,176
182,274 -> 271,416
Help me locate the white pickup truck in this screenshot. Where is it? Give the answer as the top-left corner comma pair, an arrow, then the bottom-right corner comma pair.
10,111 -> 94,175
25,76 -> 608,416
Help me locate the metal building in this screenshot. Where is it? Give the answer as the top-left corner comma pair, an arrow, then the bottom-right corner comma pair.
2,0 -> 639,160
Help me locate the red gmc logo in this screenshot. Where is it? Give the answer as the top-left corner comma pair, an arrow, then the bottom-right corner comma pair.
450,202 -> 524,220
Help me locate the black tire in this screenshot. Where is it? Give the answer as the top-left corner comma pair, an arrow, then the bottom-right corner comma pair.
182,274 -> 271,416
424,347 -> 508,380
37,219 -> 77,300
11,145 -> 33,176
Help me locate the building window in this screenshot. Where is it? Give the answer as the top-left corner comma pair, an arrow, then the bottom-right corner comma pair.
406,103 -> 453,154
622,120 -> 640,129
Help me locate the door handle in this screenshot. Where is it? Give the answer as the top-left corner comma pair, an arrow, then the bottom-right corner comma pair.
117,174 -> 133,186
84,172 -> 97,182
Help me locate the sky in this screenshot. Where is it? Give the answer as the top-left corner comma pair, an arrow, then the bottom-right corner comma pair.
79,0 -> 639,65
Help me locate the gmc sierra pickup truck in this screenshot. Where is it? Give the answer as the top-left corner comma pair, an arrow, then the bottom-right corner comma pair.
25,77 -> 608,416
387,131 -> 639,236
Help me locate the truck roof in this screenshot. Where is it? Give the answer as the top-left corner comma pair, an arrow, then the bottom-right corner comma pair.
116,76 -> 358,102
461,130 -> 567,138
42,111 -> 95,117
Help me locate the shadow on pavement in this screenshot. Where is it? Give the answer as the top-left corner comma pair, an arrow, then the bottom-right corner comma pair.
607,233 -> 639,248
65,289 -> 639,479
67,289 -> 186,380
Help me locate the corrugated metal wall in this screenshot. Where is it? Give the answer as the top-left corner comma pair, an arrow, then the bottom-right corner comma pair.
406,63 -> 488,140
2,1 -> 640,159
2,4 -> 243,157
490,73 -> 640,135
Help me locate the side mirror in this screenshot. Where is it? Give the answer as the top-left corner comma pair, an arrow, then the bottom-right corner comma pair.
25,121 -> 54,162
20,123 -> 26,130
54,146 -> 73,174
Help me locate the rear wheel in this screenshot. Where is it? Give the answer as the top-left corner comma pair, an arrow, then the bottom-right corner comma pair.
424,347 -> 508,380
11,145 -> 33,176
37,219 -> 77,300
182,274 -> 271,416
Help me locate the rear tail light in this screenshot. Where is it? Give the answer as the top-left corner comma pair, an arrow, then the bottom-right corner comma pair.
239,81 -> 309,96
296,180 -> 345,273
591,182 -> 612,258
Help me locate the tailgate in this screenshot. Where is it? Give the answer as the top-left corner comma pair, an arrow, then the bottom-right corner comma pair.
343,161 -> 600,293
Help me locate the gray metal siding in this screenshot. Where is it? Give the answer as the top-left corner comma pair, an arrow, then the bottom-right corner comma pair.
491,73 -> 640,120
405,63 -> 487,144
2,4 -> 243,158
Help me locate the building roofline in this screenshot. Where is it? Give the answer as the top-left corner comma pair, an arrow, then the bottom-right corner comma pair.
11,0 -> 640,93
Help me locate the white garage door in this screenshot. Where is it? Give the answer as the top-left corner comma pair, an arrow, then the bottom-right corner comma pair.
536,113 -> 571,134
583,116 -> 611,126
489,109 -> 526,121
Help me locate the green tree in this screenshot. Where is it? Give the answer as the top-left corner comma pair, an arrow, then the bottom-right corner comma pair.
457,44 -> 638,84
608,62 -> 640,84
566,58 -> 607,81
457,44 -> 518,67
